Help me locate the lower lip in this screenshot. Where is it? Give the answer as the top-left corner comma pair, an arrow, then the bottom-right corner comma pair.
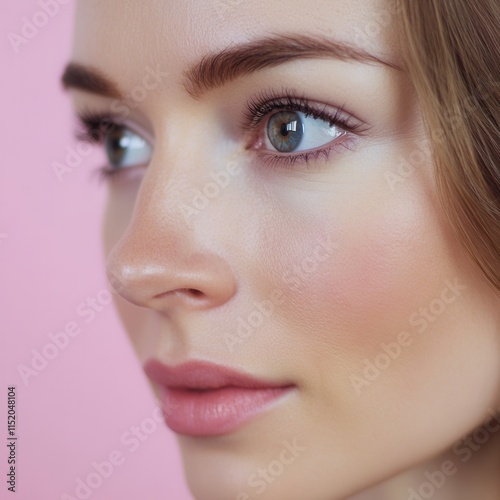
159,385 -> 294,436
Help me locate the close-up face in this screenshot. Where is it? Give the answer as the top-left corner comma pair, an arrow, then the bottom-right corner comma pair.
65,1 -> 500,498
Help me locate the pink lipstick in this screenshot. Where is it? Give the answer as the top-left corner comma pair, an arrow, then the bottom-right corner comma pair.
143,359 -> 295,436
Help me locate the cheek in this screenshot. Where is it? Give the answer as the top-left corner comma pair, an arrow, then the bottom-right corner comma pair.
266,181 -> 460,370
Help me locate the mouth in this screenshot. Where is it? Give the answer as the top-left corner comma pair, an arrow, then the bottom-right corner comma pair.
143,359 -> 295,437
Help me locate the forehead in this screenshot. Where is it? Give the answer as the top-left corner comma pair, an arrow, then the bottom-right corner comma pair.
72,0 -> 400,87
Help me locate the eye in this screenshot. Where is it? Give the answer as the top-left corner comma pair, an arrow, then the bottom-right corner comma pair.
265,110 -> 344,154
104,124 -> 153,170
75,111 -> 154,179
242,88 -> 364,169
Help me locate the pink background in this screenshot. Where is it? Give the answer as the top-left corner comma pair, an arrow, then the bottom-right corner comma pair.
1,2 -> 192,499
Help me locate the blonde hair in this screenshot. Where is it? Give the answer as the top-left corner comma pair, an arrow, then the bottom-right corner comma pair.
398,0 -> 500,292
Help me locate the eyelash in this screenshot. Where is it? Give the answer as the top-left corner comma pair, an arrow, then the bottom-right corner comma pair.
241,86 -> 363,170
75,88 -> 365,181
74,109 -> 128,182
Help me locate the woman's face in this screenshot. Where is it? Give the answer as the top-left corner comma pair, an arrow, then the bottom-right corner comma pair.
69,0 -> 500,498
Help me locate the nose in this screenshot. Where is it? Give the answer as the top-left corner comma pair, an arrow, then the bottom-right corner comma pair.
105,168 -> 237,314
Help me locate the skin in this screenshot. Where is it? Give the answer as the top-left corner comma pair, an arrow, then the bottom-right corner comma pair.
67,0 -> 500,499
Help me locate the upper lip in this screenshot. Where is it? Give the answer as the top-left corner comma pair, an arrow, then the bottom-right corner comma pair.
143,359 -> 293,391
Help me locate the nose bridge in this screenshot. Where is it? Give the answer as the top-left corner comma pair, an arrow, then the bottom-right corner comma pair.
105,142 -> 238,312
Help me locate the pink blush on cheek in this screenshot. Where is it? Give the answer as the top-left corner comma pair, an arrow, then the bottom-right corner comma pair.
276,210 -> 441,358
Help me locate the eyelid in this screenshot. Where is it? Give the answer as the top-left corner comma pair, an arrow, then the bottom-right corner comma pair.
75,107 -> 155,147
239,89 -> 370,165
239,86 -> 366,133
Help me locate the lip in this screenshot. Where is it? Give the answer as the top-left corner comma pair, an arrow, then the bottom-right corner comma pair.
143,359 -> 295,436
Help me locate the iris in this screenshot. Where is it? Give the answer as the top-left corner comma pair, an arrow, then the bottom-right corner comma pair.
267,111 -> 304,152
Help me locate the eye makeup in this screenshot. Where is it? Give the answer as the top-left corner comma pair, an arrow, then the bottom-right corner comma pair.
74,86 -> 367,180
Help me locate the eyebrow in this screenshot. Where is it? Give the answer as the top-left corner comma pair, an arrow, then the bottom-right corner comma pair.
61,33 -> 401,100
61,62 -> 123,98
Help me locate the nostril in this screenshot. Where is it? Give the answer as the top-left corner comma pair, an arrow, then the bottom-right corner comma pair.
154,288 -> 204,300
182,288 -> 205,299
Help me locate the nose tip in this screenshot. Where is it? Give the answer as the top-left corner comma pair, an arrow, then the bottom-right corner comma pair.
106,236 -> 237,313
